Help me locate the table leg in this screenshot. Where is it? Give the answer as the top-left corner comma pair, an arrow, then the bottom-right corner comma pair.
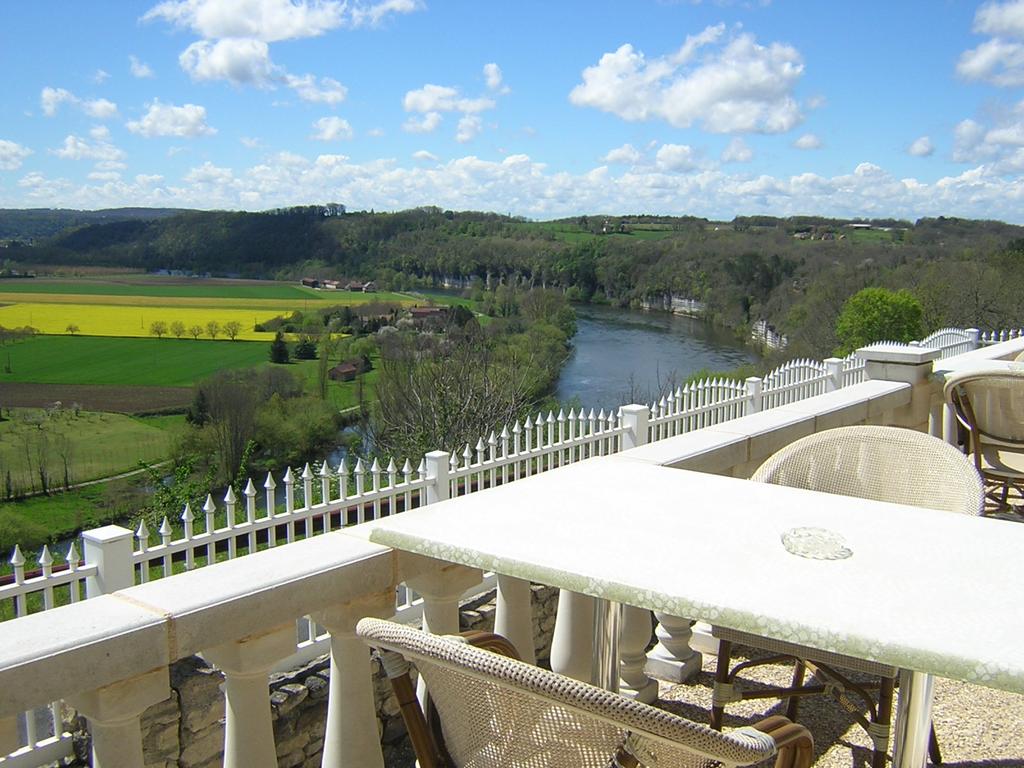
892,670 -> 935,768
591,598 -> 621,692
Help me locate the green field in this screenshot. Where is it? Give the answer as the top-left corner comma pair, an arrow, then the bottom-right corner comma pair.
0,409 -> 181,496
0,336 -> 273,386
0,278 -> 321,300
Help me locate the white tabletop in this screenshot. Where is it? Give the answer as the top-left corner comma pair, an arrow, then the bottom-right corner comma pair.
368,455 -> 1024,694
932,356 -> 1023,381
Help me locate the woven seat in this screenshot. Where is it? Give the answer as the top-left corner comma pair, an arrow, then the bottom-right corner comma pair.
944,367 -> 1024,512
711,425 -> 984,768
358,617 -> 813,768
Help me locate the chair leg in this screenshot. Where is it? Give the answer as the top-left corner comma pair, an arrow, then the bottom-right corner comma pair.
929,725 -> 942,765
710,639 -> 732,730
785,661 -> 806,722
869,677 -> 895,768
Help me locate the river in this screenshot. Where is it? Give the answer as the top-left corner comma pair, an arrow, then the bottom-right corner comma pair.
555,303 -> 757,411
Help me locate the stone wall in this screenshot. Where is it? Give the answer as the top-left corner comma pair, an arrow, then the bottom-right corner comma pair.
68,584 -> 559,768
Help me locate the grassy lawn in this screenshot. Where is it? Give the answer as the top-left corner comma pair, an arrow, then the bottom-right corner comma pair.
0,278 -> 322,300
0,336 -> 272,386
0,409 -> 182,496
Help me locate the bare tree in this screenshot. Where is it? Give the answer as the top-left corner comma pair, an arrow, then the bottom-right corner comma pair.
223,320 -> 243,341
189,324 -> 203,340
150,320 -> 168,339
171,321 -> 186,339
206,320 -> 221,339
65,324 -> 80,335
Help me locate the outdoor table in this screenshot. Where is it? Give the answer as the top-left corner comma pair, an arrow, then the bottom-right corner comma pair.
365,454 -> 1024,768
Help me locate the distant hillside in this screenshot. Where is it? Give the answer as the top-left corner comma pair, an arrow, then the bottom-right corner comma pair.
0,207 -> 190,241
4,205 -> 1024,358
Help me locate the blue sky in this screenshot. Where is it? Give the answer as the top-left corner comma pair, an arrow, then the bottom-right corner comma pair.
2,0 -> 1024,222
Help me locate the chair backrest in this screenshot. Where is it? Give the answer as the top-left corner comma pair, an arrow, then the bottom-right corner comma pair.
943,368 -> 1024,445
357,617 -> 781,768
751,425 -> 984,514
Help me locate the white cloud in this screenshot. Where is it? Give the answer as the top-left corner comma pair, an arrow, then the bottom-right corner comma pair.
284,73 -> 347,105
958,1 -> 1024,86
41,87 -> 75,117
143,0 -> 419,40
602,143 -> 642,164
130,55 -> 155,78
0,140 -> 32,171
404,84 -> 494,114
366,127 -> 385,137
908,135 -> 934,157
484,62 -> 509,93
51,134 -> 126,163
180,37 -> 275,84
127,101 -> 216,137
413,149 -> 438,162
656,143 -> 696,171
241,136 -> 262,148
90,126 -> 112,141
793,133 -> 822,149
722,137 -> 753,162
402,111 -> 442,133
89,170 -> 123,182
311,116 -> 353,140
456,115 -> 482,143
350,0 -> 422,27
83,98 -> 119,119
569,25 -> 804,134
93,69 -> 110,84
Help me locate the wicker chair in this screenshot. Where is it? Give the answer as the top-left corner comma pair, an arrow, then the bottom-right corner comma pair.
358,617 -> 814,768
943,366 -> 1024,512
710,425 -> 984,768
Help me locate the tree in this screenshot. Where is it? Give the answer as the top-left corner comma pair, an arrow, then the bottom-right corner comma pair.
150,320 -> 168,339
189,324 -> 203,340
223,320 -> 243,341
835,287 -> 924,355
294,336 -> 317,359
206,320 -> 221,339
65,324 -> 79,335
270,331 -> 290,363
171,321 -> 186,339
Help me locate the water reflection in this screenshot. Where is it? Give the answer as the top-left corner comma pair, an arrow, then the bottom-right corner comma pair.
556,303 -> 757,411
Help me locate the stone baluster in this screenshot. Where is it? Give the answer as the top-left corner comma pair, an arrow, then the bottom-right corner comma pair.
645,613 -> 702,683
494,575 -> 536,664
203,624 -> 296,768
67,668 -> 170,768
315,592 -> 394,768
619,605 -> 658,702
550,590 -> 595,682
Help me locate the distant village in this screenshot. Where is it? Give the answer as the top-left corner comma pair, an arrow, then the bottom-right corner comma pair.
300,277 -> 376,292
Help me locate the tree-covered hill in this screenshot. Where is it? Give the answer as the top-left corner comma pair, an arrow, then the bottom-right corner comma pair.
5,205 -> 1024,358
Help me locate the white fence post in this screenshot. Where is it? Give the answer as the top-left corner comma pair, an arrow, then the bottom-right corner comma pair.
966,328 -> 981,351
619,404 -> 649,450
824,357 -> 844,392
423,450 -> 451,504
81,525 -> 136,598
744,376 -> 762,415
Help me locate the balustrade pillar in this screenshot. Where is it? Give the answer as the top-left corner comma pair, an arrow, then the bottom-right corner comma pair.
315,591 -> 394,768
81,525 -> 135,598
645,613 -> 702,683
67,667 -> 169,768
494,575 -> 536,664
203,623 -> 296,768
0,715 -> 19,757
618,605 -> 657,702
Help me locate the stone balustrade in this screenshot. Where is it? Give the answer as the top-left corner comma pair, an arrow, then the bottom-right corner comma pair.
4,332 -> 1023,768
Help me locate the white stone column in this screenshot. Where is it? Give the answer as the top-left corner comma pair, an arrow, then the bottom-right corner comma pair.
744,377 -> 763,415
0,715 -> 19,757
423,450 -> 451,505
618,605 -> 657,702
315,591 -> 394,768
619,404 -> 649,450
550,590 -> 595,682
824,357 -> 844,392
858,343 -> 942,431
81,525 -> 135,598
67,667 -> 169,768
495,575 -> 536,664
203,624 -> 296,768
645,613 -> 702,683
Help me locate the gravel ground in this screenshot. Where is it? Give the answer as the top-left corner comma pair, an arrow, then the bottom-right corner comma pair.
656,645 -> 1024,767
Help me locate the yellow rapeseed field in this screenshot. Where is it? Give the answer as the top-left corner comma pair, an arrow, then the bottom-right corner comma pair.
0,302 -> 284,340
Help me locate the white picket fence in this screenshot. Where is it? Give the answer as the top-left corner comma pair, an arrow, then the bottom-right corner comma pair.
0,323 -> 997,767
